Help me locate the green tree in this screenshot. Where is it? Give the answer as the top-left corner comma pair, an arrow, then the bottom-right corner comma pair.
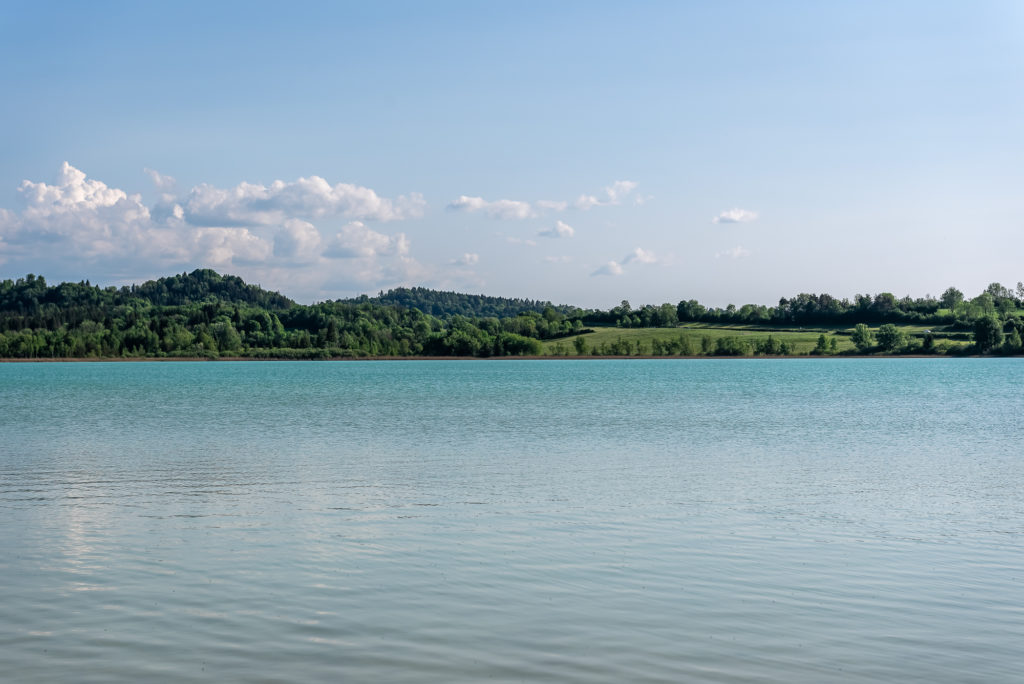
973,315 -> 1004,353
941,287 -> 964,311
850,323 -> 874,351
1002,328 -> 1022,355
573,336 -> 587,355
985,282 -> 1011,299
814,334 -> 829,355
876,324 -> 906,352
677,334 -> 693,356
212,322 -> 243,352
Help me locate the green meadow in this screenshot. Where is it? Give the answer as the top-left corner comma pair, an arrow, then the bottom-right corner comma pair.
541,324 -> 971,356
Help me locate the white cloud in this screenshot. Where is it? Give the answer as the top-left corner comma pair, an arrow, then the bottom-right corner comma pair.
606,180 -> 638,203
10,162 -> 153,258
184,175 -> 425,227
144,168 -> 177,191
446,195 -> 534,220
716,245 -> 751,259
191,227 -> 273,266
506,236 -> 537,246
451,253 -> 480,266
622,247 -> 656,265
449,180 -> 637,216
591,246 -> 655,276
274,218 -> 322,262
322,221 -> 409,259
575,180 -> 638,210
592,260 -> 624,276
538,220 -> 574,239
0,163 -> 423,297
542,255 -> 572,263
713,208 -> 758,224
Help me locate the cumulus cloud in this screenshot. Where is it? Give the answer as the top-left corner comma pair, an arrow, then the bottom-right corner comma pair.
273,218 -> 321,262
185,176 -> 425,227
9,162 -> 154,259
621,247 -> 656,265
713,208 -> 758,224
591,246 -> 656,276
451,253 -> 480,266
505,236 -> 537,246
322,221 -> 409,259
591,260 -> 624,277
575,180 -> 638,210
192,227 -> 273,266
0,163 -> 424,297
449,180 -> 638,217
542,255 -> 572,264
716,245 -> 751,259
144,168 -> 177,192
538,220 -> 574,239
446,195 -> 534,220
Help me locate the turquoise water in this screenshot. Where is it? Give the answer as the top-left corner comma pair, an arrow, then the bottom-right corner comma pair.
1,359 -> 1022,682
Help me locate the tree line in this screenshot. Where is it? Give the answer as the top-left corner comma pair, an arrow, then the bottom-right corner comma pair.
582,283 -> 1024,328
1,270 -> 1022,358
0,271 -> 585,359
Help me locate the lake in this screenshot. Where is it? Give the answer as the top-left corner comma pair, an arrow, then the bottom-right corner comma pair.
1,359 -> 1022,682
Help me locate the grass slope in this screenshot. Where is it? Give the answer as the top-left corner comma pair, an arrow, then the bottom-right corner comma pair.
541,324 -> 970,356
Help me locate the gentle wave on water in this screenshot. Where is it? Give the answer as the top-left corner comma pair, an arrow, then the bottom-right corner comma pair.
1,359 -> 1022,682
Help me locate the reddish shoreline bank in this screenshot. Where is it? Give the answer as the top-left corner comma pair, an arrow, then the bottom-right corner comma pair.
0,354 -> 970,362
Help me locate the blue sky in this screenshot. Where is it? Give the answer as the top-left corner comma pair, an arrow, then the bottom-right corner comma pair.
1,1 -> 1022,307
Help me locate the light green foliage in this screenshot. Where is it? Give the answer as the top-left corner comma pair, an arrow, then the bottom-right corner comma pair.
850,323 -> 874,351
876,324 -> 906,352
814,334 -> 829,355
1002,329 -> 1022,355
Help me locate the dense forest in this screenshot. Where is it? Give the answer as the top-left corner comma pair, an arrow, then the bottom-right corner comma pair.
346,287 -> 578,319
1,270 -> 1022,358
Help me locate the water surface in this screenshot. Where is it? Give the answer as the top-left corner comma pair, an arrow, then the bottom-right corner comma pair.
1,360 -> 1022,682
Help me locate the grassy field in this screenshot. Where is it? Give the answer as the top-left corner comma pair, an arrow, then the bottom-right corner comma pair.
541,323 -> 971,356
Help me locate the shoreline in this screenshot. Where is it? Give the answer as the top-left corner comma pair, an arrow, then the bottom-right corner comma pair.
0,354 -> 978,363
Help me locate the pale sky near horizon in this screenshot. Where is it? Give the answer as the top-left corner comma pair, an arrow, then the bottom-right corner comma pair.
1,1 -> 1023,308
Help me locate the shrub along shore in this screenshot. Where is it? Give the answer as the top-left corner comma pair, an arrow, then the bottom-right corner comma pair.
2,270 -> 1021,359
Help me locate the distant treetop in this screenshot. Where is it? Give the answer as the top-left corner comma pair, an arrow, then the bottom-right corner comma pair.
129,269 -> 295,309
344,286 -> 578,319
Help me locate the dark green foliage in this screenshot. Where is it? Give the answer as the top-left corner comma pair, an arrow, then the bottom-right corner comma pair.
0,271 -> 547,359
347,286 -> 576,319
589,290 -> 952,328
3,270 -> 1022,358
712,337 -> 749,356
941,287 -> 964,311
973,315 -> 1004,353
130,270 -> 295,309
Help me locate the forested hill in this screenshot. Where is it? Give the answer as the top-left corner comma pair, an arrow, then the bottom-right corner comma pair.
345,286 -> 578,318
128,270 -> 295,309
2,269 -> 1022,359
0,269 -> 294,317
